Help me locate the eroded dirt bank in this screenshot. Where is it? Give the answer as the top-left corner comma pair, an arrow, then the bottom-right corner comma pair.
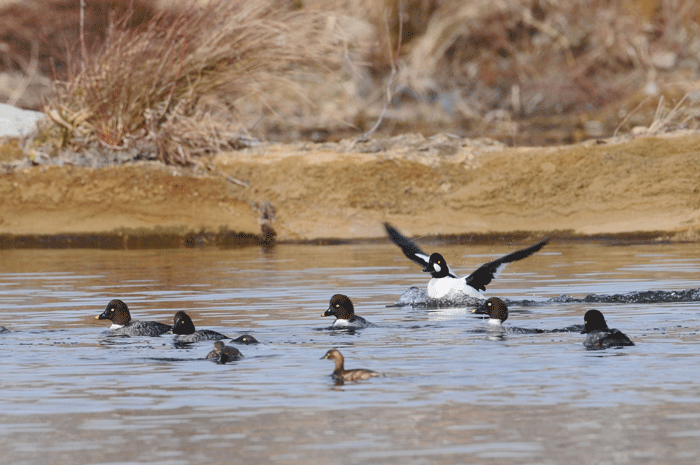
2,131 -> 700,246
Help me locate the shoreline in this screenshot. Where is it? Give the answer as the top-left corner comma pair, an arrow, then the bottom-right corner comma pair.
0,230 -> 690,250
2,131 -> 700,248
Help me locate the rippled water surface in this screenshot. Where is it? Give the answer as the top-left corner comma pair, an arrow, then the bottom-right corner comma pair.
1,242 -> 700,464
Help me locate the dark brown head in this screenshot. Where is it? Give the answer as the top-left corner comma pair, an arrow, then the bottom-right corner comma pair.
582,309 -> 609,333
322,294 -> 355,320
95,299 -> 132,326
172,311 -> 196,335
480,297 -> 509,324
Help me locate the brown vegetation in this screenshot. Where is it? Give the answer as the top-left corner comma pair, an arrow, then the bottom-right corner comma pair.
0,0 -> 157,77
0,0 -> 699,164
35,0 -> 339,165
0,0 -> 159,108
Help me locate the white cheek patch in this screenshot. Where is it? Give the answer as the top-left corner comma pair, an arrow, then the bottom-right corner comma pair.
433,263 -> 441,273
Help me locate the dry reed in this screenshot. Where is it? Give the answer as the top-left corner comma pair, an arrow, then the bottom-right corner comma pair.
5,0 -> 700,155
41,0 -> 339,165
359,0 -> 700,132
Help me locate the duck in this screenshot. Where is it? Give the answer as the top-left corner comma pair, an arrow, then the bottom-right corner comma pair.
322,294 -> 372,329
472,297 -> 547,334
95,299 -> 172,337
473,297 -> 509,330
321,349 -> 378,382
206,341 -> 242,363
172,311 -> 228,343
384,223 -> 548,300
581,309 -> 634,349
0,326 -> 8,333
232,334 -> 259,345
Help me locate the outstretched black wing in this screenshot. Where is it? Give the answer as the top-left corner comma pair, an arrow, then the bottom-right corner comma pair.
384,223 -> 460,278
384,223 -> 431,268
465,239 -> 548,291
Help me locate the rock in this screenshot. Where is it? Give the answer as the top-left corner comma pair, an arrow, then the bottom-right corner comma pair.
0,103 -> 45,139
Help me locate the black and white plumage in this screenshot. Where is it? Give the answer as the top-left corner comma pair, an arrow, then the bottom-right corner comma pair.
172,311 -> 228,343
582,309 -> 634,350
384,223 -> 548,300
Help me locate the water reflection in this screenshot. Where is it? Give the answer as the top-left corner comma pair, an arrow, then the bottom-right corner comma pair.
1,242 -> 700,462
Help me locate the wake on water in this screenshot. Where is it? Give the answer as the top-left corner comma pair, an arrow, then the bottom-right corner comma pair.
390,287 -> 700,308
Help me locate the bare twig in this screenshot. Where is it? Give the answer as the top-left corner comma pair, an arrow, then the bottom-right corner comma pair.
648,93 -> 690,134
80,0 -> 86,72
520,6 -> 575,67
353,1 -> 403,145
224,174 -> 250,187
158,17 -> 188,123
615,93 -> 693,137
7,39 -> 39,107
613,95 -> 652,137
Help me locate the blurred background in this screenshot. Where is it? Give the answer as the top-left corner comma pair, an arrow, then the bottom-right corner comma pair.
1,0 -> 699,155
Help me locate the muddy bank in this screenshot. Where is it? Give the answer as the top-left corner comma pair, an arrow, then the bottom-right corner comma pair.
1,131 -> 700,247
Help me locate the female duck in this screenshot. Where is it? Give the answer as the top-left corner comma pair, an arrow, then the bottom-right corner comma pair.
206,341 -> 242,363
321,349 -> 377,382
95,299 -> 171,337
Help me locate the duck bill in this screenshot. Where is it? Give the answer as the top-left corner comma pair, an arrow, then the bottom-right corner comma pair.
95,310 -> 110,320
472,301 -> 489,315
422,265 -> 434,273
321,308 -> 334,317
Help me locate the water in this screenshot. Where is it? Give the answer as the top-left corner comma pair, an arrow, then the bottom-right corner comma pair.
1,242 -> 700,464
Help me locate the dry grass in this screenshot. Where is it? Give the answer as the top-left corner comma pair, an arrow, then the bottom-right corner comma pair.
396,0 -> 697,116
0,0 -> 158,79
613,91 -> 700,137
350,0 -> 700,138
3,0 -> 700,162
0,0 -> 158,109
39,0 -> 339,165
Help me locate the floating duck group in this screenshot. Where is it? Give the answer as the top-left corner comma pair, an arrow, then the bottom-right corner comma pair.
4,223 -> 635,383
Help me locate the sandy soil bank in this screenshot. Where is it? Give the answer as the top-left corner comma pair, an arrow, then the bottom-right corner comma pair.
2,130 -> 700,246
